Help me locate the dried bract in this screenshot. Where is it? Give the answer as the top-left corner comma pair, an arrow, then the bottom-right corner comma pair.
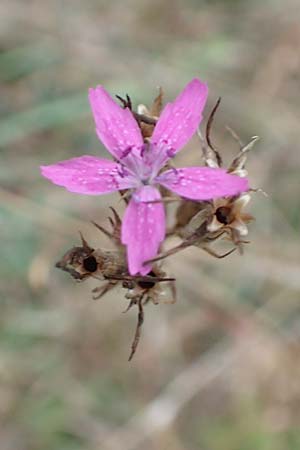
206,193 -> 254,249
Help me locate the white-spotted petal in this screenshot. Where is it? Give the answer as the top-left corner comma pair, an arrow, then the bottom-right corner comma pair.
121,186 -> 165,275
89,86 -> 144,164
41,156 -> 136,195
156,167 -> 249,200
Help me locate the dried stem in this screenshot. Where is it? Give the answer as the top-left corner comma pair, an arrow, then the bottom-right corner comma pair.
128,296 -> 145,361
92,282 -> 117,300
206,97 -> 223,166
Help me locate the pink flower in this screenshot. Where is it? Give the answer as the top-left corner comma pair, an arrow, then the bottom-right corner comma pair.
41,79 -> 248,275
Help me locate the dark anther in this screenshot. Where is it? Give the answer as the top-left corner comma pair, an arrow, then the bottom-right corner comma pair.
215,206 -> 232,225
83,256 -> 98,273
138,271 -> 156,289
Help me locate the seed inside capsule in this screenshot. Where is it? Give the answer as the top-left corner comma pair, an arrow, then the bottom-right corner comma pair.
83,255 -> 98,273
215,206 -> 232,225
138,270 -> 156,289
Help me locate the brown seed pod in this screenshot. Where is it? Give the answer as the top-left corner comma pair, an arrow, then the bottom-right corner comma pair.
56,208 -> 176,360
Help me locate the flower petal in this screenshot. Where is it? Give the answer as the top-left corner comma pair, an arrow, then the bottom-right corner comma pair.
121,186 -> 165,275
156,167 -> 249,200
150,79 -> 208,163
89,86 -> 144,162
41,155 -> 135,195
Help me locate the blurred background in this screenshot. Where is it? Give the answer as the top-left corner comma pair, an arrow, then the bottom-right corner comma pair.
1,0 -> 300,449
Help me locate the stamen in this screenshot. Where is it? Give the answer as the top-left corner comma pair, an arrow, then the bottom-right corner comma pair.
166,147 -> 176,158
140,143 -> 147,158
116,164 -> 129,178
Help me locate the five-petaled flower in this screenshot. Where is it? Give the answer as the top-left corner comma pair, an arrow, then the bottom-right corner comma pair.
41,79 -> 248,275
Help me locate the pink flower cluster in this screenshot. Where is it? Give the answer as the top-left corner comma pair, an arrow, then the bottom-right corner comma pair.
41,79 -> 248,275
